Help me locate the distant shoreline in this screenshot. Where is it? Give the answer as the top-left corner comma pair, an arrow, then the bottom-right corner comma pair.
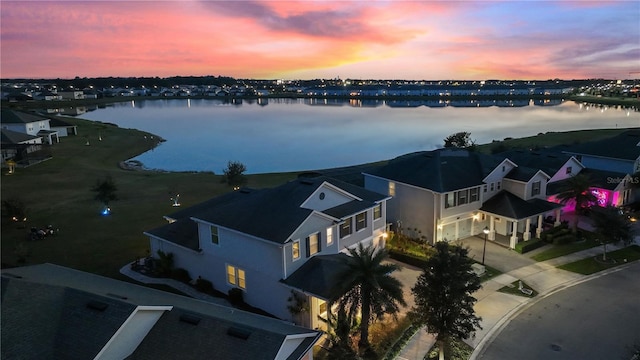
2,94 -> 638,109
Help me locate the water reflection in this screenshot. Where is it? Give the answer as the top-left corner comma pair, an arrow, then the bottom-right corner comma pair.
74,99 -> 639,174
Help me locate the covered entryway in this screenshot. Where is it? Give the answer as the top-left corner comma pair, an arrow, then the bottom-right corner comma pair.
479,191 -> 562,249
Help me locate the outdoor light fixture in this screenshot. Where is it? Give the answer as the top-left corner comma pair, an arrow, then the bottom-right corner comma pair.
482,226 -> 490,265
101,207 -> 111,216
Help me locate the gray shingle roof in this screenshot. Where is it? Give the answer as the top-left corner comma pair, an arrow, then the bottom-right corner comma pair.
365,148 -> 503,192
2,264 -> 321,360
480,191 -> 561,220
159,176 -> 386,244
281,253 -> 351,300
498,149 -> 573,176
1,108 -> 49,124
546,168 -> 628,195
504,166 -> 547,182
1,129 -> 41,144
559,129 -> 640,161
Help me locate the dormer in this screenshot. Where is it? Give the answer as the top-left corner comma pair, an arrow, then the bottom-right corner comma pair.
300,180 -> 361,211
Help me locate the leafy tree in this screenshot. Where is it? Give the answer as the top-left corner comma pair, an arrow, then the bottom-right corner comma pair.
411,242 -> 482,360
331,243 -> 406,353
443,131 -> 475,149
222,161 -> 248,188
92,175 -> 118,205
319,300 -> 360,360
589,205 -> 634,261
555,173 -> 596,232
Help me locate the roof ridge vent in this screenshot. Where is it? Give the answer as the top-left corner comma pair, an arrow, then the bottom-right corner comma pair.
227,326 -> 251,340
86,300 -> 109,312
179,313 -> 202,325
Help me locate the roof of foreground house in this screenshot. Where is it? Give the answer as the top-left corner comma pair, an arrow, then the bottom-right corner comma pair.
558,129 -> 640,161
1,264 -> 321,360
498,149 -> 575,177
149,176 -> 387,245
281,253 -> 351,300
480,191 -> 561,220
1,128 -> 41,144
1,108 -> 50,124
364,148 -> 503,192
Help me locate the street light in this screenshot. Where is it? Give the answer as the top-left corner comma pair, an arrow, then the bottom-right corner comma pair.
482,226 -> 489,265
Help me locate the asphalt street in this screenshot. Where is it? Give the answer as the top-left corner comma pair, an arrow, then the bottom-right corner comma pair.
478,261 -> 640,360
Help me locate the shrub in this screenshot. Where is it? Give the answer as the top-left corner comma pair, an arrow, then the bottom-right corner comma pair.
515,238 -> 546,254
170,268 -> 191,283
156,250 -> 174,277
388,250 -> 429,268
553,233 -> 576,245
228,287 -> 244,305
195,277 -> 215,294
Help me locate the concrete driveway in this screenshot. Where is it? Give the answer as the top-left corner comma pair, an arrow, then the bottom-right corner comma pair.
385,258 -> 422,315
458,236 -> 537,273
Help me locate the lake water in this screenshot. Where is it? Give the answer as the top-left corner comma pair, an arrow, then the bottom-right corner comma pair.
78,98 -> 639,174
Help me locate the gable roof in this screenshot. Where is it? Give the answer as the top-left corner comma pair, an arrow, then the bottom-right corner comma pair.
2,264 -> 321,360
504,166 -> 549,182
480,191 -> 561,220
498,149 -> 577,176
365,148 -> 503,192
1,129 -> 41,144
157,176 -> 387,244
1,108 -> 50,124
558,129 -> 640,161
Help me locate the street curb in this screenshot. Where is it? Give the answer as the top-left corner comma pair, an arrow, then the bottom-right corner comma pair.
469,260 -> 639,360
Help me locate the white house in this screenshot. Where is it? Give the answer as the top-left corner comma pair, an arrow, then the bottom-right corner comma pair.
1,109 -> 59,144
145,176 -> 390,330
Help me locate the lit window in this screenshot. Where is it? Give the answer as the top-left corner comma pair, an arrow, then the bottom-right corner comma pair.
340,218 -> 352,238
326,227 -> 333,246
211,226 -> 219,244
227,265 -> 246,289
388,182 -> 396,197
307,233 -> 320,256
292,240 -> 300,260
445,193 -> 455,208
356,212 -> 367,231
373,204 -> 382,219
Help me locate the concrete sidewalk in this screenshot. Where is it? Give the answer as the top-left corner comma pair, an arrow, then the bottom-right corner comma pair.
395,240 -> 631,360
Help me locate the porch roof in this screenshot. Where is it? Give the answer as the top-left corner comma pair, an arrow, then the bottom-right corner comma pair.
480,191 -> 561,220
281,253 -> 350,301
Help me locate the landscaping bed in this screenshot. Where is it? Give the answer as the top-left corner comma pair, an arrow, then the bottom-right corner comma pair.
497,280 -> 537,297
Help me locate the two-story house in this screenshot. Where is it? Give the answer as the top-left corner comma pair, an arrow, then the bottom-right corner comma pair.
145,176 -> 390,329
1,109 -> 59,144
363,148 -> 562,249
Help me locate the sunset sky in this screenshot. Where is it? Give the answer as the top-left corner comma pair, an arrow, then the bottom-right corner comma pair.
1,0 -> 638,80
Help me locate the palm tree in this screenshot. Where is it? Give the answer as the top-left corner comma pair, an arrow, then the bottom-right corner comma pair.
589,205 -> 634,261
331,243 -> 406,353
555,173 -> 597,232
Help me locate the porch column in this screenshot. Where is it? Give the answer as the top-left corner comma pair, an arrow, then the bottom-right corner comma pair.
523,218 -> 531,241
509,221 -> 518,249
554,209 -> 562,227
488,216 -> 496,241
536,215 -> 543,238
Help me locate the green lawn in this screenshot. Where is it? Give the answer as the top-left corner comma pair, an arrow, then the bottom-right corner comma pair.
557,245 -> 640,275
1,116 -> 298,278
531,237 -> 600,262
497,280 -> 538,298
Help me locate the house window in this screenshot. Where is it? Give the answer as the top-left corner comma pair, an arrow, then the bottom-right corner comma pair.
373,204 -> 382,219
470,187 -> 479,202
307,233 -> 320,256
566,167 -> 572,175
483,184 -> 487,193
457,190 -> 468,205
496,181 -> 501,190
356,212 -> 367,231
388,182 -> 396,197
502,165 -> 505,172
227,265 -> 246,289
340,218 -> 352,238
292,240 -> 300,260
531,181 -> 541,196
445,193 -> 455,208
326,227 -> 333,246
211,226 -> 219,245
490,183 -> 495,191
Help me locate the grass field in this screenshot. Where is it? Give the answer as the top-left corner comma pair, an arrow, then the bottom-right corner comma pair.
557,245 -> 640,275
0,113 -> 634,280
